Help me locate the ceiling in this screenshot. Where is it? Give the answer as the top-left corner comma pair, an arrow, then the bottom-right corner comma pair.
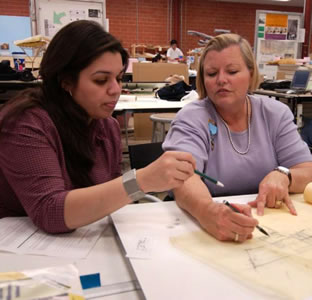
217,0 -> 304,7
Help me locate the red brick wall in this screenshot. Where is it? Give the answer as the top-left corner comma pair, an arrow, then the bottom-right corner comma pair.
0,0 -> 304,54
0,0 -> 28,16
182,1 -> 302,53
106,0 -> 170,51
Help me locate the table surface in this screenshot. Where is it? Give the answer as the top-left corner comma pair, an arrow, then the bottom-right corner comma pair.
0,217 -> 142,300
1,194 -> 306,300
114,97 -> 191,111
112,194 -> 308,300
255,89 -> 312,98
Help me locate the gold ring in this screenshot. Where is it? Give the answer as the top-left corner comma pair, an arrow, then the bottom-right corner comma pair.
234,233 -> 239,242
275,200 -> 283,208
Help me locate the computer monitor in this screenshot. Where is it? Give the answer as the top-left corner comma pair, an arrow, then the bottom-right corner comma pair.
291,70 -> 311,90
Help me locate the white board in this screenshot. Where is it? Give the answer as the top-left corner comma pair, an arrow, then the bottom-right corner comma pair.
34,0 -> 106,38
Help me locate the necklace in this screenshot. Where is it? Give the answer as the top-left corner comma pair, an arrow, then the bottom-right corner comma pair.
219,96 -> 251,155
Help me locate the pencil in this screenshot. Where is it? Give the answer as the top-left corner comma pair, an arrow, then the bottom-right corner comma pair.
224,201 -> 270,237
194,169 -> 224,187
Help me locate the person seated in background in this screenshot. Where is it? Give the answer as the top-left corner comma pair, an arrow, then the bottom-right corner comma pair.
166,39 -> 184,62
163,33 -> 312,243
152,52 -> 164,63
0,20 -> 196,234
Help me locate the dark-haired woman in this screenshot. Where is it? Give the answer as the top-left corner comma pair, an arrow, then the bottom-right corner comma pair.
0,20 -> 195,233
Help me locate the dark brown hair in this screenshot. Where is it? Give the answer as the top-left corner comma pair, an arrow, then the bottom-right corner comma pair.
0,20 -> 129,188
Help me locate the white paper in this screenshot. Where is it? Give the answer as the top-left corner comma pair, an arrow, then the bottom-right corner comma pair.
0,217 -> 108,258
298,28 -> 305,43
125,233 -> 158,259
112,199 -> 304,300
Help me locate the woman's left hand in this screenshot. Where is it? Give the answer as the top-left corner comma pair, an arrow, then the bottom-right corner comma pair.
248,170 -> 297,216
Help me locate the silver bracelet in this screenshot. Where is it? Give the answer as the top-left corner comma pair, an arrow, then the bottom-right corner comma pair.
122,169 -> 146,202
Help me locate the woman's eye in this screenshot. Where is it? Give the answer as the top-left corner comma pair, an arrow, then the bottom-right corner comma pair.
95,79 -> 108,85
228,70 -> 238,75
116,77 -> 123,83
206,72 -> 216,77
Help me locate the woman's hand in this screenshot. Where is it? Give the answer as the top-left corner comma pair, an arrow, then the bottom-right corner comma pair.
248,170 -> 297,216
198,201 -> 258,243
136,151 -> 196,193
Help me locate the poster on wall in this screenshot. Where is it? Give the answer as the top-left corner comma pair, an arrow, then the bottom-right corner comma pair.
264,13 -> 288,41
33,0 -> 106,38
254,10 -> 302,79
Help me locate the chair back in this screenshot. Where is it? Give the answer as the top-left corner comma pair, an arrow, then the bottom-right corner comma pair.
128,142 -> 164,169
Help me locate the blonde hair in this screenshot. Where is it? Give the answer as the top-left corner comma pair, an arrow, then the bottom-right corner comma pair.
196,33 -> 260,99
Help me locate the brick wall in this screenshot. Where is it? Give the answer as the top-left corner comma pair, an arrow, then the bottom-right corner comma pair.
182,1 -> 302,53
106,0 -> 170,51
0,0 -> 28,16
0,0 -> 305,54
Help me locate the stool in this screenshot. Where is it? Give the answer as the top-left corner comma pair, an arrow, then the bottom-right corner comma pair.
150,113 -> 177,142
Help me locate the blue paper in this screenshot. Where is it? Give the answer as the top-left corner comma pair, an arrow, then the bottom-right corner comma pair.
80,273 -> 101,290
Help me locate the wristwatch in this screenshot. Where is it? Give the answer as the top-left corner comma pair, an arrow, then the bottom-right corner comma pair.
274,166 -> 292,187
122,169 -> 146,202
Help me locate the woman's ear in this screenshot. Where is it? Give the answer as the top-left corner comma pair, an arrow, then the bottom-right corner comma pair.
61,79 -> 73,93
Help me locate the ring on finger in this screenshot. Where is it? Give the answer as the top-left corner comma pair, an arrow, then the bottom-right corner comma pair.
234,233 -> 239,242
275,200 -> 283,208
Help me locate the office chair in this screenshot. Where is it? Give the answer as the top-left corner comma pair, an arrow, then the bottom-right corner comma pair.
128,142 -> 164,202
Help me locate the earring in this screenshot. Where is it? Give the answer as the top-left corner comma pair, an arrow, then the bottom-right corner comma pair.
68,90 -> 72,97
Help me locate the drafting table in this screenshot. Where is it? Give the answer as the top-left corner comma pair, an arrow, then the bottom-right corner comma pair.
111,194 -> 312,300
1,194 -> 308,300
114,97 -> 192,147
254,89 -> 312,128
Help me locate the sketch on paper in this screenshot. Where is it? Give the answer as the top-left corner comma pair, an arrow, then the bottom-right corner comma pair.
171,201 -> 312,300
244,227 -> 312,270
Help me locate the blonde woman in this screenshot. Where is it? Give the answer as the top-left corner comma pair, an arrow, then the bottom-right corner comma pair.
163,33 -> 312,243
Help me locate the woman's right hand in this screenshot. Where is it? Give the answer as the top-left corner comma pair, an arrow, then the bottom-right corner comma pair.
136,151 -> 196,193
198,201 -> 258,243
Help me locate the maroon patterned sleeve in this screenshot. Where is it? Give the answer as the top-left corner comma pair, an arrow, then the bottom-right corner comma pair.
0,108 -> 71,233
0,108 -> 123,233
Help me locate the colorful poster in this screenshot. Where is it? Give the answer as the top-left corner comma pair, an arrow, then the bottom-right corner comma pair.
266,13 -> 288,27
265,13 -> 288,40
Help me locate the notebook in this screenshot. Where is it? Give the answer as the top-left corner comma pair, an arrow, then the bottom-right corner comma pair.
275,69 -> 311,94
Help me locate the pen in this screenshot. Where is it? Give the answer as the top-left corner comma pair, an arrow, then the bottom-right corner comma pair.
223,200 -> 270,237
194,169 -> 224,187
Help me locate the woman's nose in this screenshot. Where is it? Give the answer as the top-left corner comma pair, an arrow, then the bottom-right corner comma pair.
216,71 -> 227,85
108,79 -> 122,94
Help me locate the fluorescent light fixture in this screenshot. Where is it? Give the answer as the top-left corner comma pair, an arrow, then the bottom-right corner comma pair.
272,0 -> 291,2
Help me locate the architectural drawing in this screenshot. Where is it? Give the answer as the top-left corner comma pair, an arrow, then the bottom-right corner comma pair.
171,201 -> 312,300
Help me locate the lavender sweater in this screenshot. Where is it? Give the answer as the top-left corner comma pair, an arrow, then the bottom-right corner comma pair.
163,95 -> 312,196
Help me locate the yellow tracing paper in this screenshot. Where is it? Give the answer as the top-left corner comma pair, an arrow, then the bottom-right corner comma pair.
171,198 -> 312,300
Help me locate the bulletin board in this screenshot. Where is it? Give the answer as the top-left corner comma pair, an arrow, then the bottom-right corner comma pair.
32,0 -> 106,38
254,10 -> 303,78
